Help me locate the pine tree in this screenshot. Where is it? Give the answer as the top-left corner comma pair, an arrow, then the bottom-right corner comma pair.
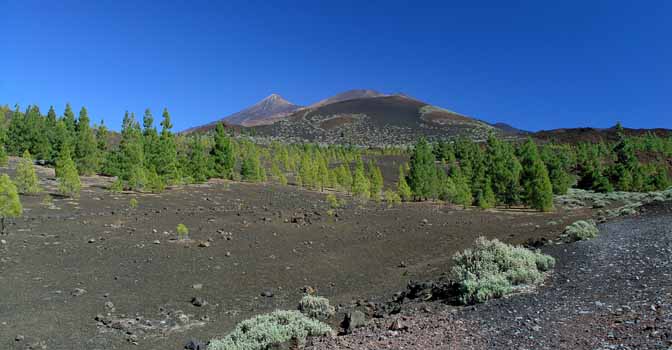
56,148 -> 81,198
119,112 -> 146,190
142,108 -> 160,171
519,139 -> 554,211
241,146 -> 262,182
367,160 -> 384,200
396,164 -> 412,201
450,166 -> 472,208
211,123 -> 236,179
477,178 -> 496,209
7,105 -> 27,155
487,135 -> 521,206
14,150 -> 41,195
0,174 -> 22,234
0,146 -> 8,167
75,107 -> 99,175
156,108 -> 180,183
189,136 -> 209,183
408,138 -> 437,200
96,120 -> 109,153
351,164 -> 370,201
63,103 -> 77,136
45,106 -> 59,160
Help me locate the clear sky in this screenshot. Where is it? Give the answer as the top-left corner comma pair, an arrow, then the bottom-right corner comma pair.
1,0 -> 670,132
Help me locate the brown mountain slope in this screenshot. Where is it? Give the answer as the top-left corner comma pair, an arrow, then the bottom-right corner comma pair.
252,95 -> 508,146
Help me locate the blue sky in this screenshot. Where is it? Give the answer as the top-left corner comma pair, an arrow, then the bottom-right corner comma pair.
1,0 -> 670,131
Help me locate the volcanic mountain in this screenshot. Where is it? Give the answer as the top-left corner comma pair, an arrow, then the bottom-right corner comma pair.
184,89 -> 524,145
183,94 -> 302,132
252,93 -> 513,146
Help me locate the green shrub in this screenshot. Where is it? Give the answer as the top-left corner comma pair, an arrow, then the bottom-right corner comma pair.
129,198 -> 138,209
298,295 -> 335,321
109,178 -> 124,193
207,310 -> 331,350
176,223 -> 189,240
451,237 -> 555,304
326,193 -> 340,209
563,220 -> 599,241
385,189 -> 401,208
15,151 -> 42,195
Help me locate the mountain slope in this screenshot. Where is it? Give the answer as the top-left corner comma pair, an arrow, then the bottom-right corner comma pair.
183,94 -> 301,133
252,95 -> 506,146
309,89 -> 385,108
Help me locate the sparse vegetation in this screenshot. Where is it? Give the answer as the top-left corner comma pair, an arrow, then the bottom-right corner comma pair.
563,220 -> 599,241
298,294 -> 335,321
176,223 -> 189,240
385,189 -> 401,207
14,150 -> 42,195
451,237 -> 555,304
0,174 -> 22,234
129,198 -> 138,209
56,148 -> 82,198
326,193 -> 341,209
207,310 -> 331,350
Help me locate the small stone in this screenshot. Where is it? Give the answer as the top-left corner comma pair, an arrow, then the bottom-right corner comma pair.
192,283 -> 203,290
71,288 -> 87,297
389,318 -> 407,331
261,290 -> 274,298
1,239 -> 6,245
198,241 -> 211,248
191,297 -> 207,307
104,301 -> 115,311
153,240 -> 160,244
15,335 -> 24,342
185,339 -> 207,350
88,238 -> 96,243
342,311 -> 367,333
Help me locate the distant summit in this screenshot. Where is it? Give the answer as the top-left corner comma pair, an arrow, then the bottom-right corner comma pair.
224,93 -> 302,126
310,89 -> 385,108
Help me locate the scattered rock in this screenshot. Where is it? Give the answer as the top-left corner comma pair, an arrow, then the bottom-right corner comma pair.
198,241 -> 211,248
15,335 -> 24,342
71,288 -> 87,297
342,310 -> 367,333
88,238 -> 96,243
153,240 -> 161,245
261,290 -> 274,298
184,339 -> 207,350
389,318 -> 407,331
192,283 -> 203,290
191,297 -> 207,307
104,301 -> 115,312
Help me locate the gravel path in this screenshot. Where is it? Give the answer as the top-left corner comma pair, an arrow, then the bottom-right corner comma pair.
308,202 -> 672,350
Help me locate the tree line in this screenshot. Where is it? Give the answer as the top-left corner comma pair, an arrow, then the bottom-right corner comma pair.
401,127 -> 671,211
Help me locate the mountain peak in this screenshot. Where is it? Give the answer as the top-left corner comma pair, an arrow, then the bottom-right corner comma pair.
310,89 -> 386,108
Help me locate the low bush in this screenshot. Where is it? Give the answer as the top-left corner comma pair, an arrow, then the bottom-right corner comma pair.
326,193 -> 340,209
176,223 -> 189,240
563,220 -> 599,241
207,310 -> 331,350
129,198 -> 138,209
451,237 -> 555,305
384,190 -> 401,208
298,295 -> 335,321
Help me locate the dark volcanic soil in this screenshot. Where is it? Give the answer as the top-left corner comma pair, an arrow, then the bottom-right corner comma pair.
0,161 -> 593,350
307,201 -> 672,350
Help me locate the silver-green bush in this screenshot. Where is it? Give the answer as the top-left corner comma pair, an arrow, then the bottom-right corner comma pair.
451,237 -> 555,305
298,295 -> 335,320
563,220 -> 599,241
208,310 -> 331,350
